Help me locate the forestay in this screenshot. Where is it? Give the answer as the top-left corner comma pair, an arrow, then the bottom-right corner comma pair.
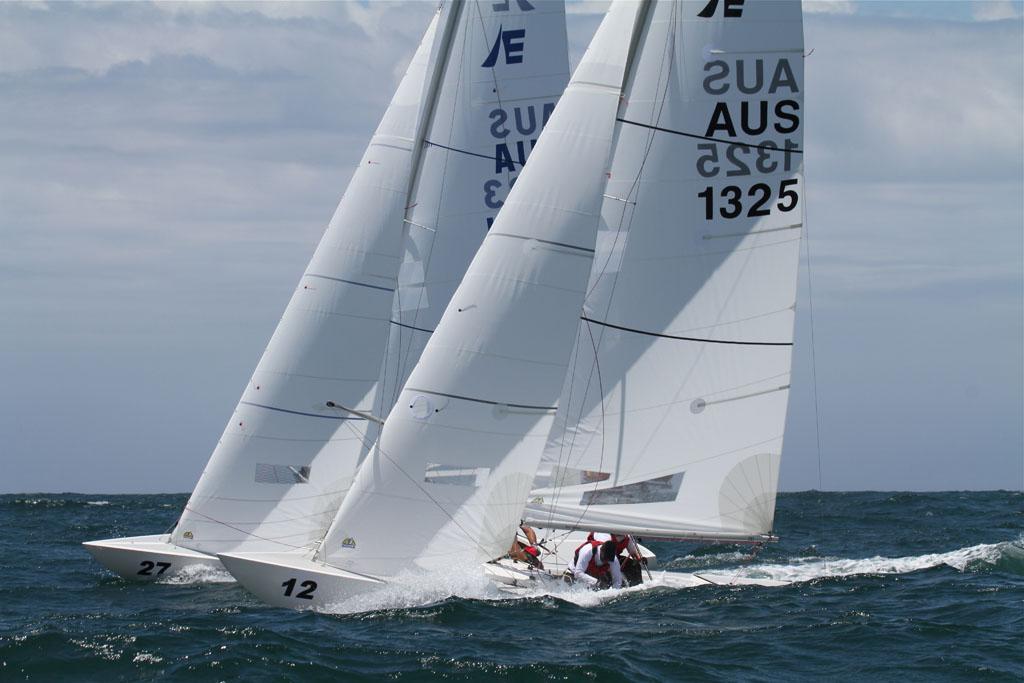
526,0 -> 806,541
318,0 -> 646,577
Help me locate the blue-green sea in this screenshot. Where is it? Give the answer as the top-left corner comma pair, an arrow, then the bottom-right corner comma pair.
1,491 -> 1021,681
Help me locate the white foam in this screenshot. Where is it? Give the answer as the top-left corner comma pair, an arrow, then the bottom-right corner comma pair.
159,563 -> 236,585
86,500 -> 110,506
711,540 -> 1019,584
315,539 -> 1022,614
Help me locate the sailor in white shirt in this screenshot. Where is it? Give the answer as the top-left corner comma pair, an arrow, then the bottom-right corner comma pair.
570,539 -> 623,589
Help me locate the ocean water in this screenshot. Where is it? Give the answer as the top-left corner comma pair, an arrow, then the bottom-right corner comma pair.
0,492 -> 1021,681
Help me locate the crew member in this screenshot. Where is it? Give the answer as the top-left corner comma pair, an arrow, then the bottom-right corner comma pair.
586,532 -> 645,585
569,538 -> 623,589
508,522 -> 543,569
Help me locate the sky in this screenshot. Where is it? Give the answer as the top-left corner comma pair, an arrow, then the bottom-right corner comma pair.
0,0 -> 1021,494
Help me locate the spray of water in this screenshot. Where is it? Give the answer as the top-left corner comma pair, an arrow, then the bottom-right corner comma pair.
159,563 -> 236,585
316,538 -> 1023,613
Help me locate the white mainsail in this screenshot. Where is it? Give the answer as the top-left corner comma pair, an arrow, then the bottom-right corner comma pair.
316,0 -> 645,578
525,0 -> 806,541
170,8 -> 455,556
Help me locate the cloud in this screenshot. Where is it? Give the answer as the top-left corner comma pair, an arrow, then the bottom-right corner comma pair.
972,0 -> 1023,20
804,0 -> 857,15
565,0 -> 611,14
806,13 -> 1023,183
0,2 -> 1020,492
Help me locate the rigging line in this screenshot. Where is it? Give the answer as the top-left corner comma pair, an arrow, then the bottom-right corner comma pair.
580,316 -> 794,346
472,0 -> 510,185
802,166 -> 827,573
565,317 -> 609,533
803,183 -> 825,494
615,118 -> 805,154
180,506 -> 313,552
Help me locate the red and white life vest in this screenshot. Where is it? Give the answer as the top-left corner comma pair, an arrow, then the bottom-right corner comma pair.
574,539 -> 610,578
586,532 -> 632,555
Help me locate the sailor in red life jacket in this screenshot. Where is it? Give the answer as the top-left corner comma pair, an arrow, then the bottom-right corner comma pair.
570,539 -> 623,589
587,532 -> 640,559
585,532 -> 645,586
508,523 -> 544,569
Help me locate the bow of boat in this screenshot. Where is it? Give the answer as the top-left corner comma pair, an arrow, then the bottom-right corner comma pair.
83,534 -> 221,580
218,551 -> 385,610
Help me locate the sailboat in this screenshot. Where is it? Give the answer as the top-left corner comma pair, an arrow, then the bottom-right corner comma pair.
498,0 -> 806,589
219,0 -> 806,610
84,0 -> 570,581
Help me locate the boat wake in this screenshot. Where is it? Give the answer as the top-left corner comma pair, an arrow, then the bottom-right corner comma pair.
718,538 -> 1024,584
317,538 -> 1024,614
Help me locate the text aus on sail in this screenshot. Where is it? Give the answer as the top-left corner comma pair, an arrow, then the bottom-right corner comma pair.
696,56 -> 802,223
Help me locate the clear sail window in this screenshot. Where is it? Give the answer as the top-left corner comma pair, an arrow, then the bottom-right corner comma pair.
533,466 -> 611,489
579,472 -> 684,506
424,463 -> 490,487
255,464 -> 311,485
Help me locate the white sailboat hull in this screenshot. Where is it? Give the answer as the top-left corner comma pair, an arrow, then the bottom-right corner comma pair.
218,551 -> 384,611
83,535 -> 222,580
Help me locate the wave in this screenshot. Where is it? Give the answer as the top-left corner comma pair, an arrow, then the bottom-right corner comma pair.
718,538 -> 1024,583
158,563 -> 236,585
319,539 -> 1024,614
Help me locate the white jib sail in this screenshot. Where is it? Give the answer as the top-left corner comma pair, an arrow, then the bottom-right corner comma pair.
171,9 -> 452,556
377,0 -> 570,437
525,0 -> 806,541
317,0 -> 646,578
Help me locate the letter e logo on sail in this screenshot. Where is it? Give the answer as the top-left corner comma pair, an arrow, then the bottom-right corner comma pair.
482,26 -> 527,67
698,0 -> 745,18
